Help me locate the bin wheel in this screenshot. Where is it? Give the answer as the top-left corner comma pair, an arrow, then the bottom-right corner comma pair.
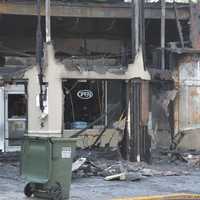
24,183 -> 34,198
49,183 -> 63,200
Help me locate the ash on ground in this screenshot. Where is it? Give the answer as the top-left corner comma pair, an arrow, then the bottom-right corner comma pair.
72,147 -> 200,181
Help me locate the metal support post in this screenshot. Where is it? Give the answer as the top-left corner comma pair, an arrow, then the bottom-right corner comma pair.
45,0 -> 51,43
161,0 -> 166,70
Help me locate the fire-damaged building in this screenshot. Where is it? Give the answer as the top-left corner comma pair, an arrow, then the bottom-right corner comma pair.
0,0 -> 199,162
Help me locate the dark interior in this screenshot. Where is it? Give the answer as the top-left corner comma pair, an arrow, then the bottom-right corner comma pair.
63,79 -> 126,129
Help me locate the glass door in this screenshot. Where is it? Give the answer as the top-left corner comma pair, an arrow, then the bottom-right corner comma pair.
5,91 -> 27,152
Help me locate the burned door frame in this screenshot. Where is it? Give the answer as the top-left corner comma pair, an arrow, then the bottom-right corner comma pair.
4,84 -> 27,152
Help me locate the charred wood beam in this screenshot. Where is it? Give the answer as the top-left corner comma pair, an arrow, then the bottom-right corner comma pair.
36,0 -> 45,113
0,2 -> 190,19
173,0 -> 184,48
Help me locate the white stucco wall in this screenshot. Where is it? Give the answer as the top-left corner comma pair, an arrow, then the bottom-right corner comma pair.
24,44 -> 150,137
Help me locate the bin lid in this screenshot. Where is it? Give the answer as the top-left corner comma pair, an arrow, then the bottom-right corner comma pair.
50,137 -> 78,142
24,136 -> 78,143
24,135 -> 78,141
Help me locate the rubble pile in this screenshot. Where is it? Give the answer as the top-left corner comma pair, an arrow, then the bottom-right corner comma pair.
156,149 -> 200,168
72,148 -> 191,181
182,153 -> 200,167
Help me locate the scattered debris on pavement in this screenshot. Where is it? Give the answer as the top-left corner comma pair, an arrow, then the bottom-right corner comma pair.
72,148 -> 193,181
72,157 -> 87,172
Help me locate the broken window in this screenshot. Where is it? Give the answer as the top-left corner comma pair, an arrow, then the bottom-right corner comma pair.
63,79 -> 126,130
145,19 -> 189,69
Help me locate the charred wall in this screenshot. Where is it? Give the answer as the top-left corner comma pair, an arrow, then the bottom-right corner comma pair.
149,79 -> 175,149
174,54 -> 200,150
0,15 -> 132,68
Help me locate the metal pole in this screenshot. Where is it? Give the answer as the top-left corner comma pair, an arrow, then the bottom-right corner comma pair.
161,0 -> 166,70
105,80 -> 108,127
131,0 -> 135,59
45,0 -> 51,43
135,0 -> 139,54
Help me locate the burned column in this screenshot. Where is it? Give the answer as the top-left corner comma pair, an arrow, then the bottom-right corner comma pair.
129,0 -> 150,162
124,0 -> 151,162
129,79 -> 150,162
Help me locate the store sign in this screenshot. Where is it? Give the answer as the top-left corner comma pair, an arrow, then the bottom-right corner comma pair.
77,90 -> 93,100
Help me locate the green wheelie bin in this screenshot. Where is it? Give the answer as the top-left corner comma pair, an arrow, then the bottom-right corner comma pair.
21,136 -> 77,200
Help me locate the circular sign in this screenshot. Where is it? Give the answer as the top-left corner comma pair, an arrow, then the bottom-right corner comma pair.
77,90 -> 93,100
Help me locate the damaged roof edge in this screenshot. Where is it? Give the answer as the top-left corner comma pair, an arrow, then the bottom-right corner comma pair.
0,1 -> 190,19
0,66 -> 32,80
